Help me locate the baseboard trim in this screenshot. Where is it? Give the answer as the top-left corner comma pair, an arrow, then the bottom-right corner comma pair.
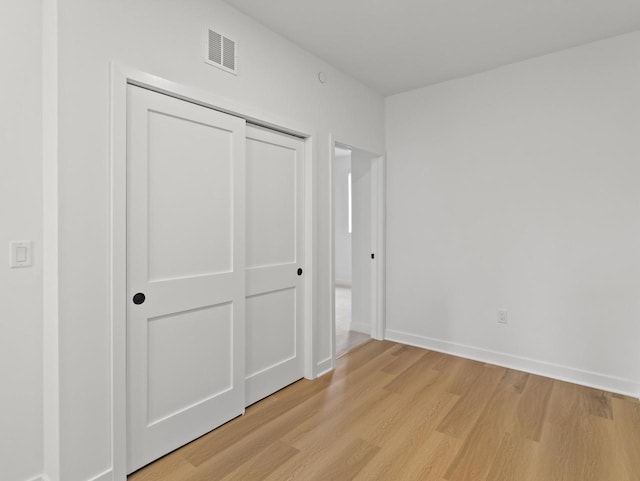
37,467 -> 113,481
26,475 -> 46,481
385,329 -> 640,398
87,468 -> 113,481
316,357 -> 333,378
349,321 -> 370,334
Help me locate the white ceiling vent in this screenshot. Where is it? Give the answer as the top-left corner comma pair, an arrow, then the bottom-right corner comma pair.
205,29 -> 237,75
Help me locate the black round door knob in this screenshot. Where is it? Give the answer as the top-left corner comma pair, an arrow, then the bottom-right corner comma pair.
297,268 -> 303,276
133,292 -> 146,305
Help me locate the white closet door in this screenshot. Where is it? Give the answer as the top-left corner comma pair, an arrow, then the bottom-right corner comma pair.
245,125 -> 305,406
126,85 -> 246,473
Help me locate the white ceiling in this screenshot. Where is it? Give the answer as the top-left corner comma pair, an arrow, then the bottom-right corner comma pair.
224,0 -> 640,95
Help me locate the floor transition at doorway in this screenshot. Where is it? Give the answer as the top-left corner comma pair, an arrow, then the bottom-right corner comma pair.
335,286 -> 369,357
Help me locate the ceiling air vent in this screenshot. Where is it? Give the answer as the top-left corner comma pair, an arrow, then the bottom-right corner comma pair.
205,29 -> 237,75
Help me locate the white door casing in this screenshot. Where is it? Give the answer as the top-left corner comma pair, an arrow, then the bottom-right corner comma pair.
126,85 -> 246,473
245,125 -> 305,406
330,137 -> 386,370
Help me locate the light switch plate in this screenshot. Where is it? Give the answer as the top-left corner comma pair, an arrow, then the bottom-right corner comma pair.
10,241 -> 33,268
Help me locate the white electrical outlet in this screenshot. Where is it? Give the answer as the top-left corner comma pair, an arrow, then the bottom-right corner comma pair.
498,309 -> 508,324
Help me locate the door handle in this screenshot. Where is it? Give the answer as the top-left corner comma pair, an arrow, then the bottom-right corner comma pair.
297,268 -> 303,276
133,292 -> 146,305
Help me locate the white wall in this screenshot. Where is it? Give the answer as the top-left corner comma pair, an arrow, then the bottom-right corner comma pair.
351,150 -> 374,334
334,152 -> 352,285
52,0 -> 384,480
0,1 -> 44,481
42,1 -> 60,479
385,31 -> 640,396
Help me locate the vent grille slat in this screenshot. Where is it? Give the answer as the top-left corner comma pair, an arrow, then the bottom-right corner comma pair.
222,37 -> 236,71
208,30 -> 222,65
206,29 -> 237,74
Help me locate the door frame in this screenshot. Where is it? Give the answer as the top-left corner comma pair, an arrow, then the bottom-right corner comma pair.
329,135 -> 386,367
110,63 -> 315,481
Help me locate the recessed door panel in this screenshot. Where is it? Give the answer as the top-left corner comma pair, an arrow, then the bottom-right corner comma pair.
147,303 -> 233,425
147,110 -> 233,281
246,138 -> 297,268
246,288 -> 296,377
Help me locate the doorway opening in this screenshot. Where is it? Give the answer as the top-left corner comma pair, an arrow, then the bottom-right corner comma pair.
333,143 -> 382,358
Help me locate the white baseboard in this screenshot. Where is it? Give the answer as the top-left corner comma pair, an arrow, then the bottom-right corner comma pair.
26,475 -> 46,481
385,329 -> 640,398
87,468 -> 113,481
316,357 -> 333,378
36,467 -> 113,481
349,321 -> 370,335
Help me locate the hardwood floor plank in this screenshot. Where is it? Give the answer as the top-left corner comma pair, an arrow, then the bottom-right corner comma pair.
496,369 -> 529,393
383,351 -> 442,395
263,433 -> 380,480
444,389 -> 520,481
334,339 -> 398,378
544,380 -> 583,426
535,417 -> 630,481
430,351 -> 458,371
301,438 -> 380,481
281,353 -> 409,450
283,386 -> 395,450
599,411 -> 634,481
220,441 -> 299,481
394,431 -> 460,481
514,374 -> 553,442
129,451 -> 195,481
389,344 -> 413,356
612,397 -> 640,481
583,387 -> 613,420
483,432 -> 536,481
436,365 -> 506,439
352,395 -> 459,481
360,386 -> 458,448
612,392 -> 640,404
380,345 -> 427,375
440,358 -> 486,396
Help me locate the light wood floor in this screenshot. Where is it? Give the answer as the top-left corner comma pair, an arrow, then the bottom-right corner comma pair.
129,340 -> 640,481
335,286 -> 369,358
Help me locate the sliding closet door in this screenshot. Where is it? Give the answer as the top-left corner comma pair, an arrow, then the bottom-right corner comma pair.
245,125 -> 305,406
126,85 -> 246,473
